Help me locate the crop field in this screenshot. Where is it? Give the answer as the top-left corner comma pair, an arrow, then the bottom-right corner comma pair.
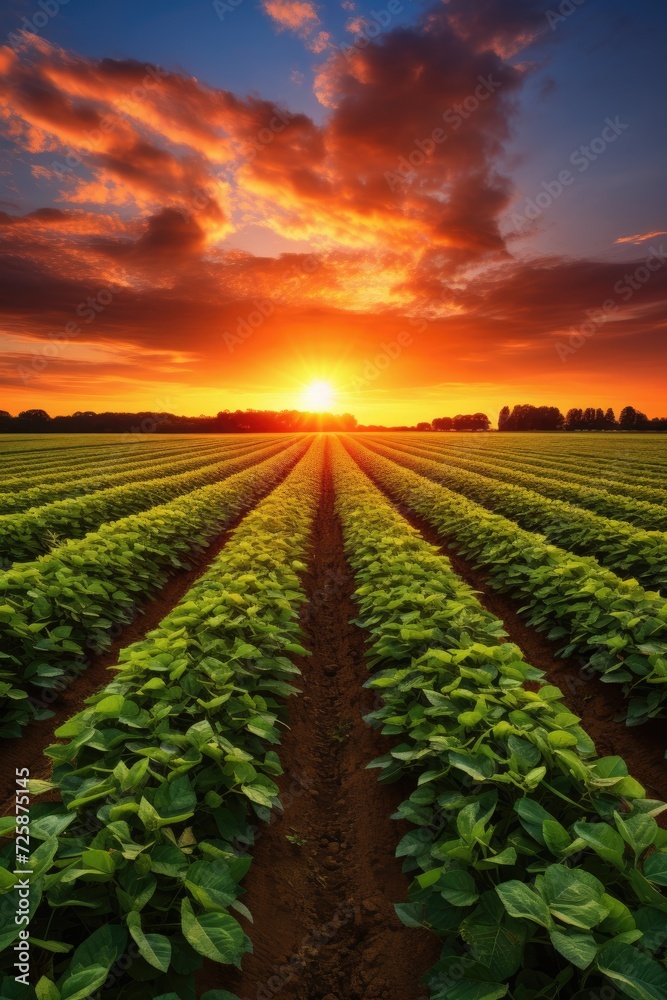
1,430 -> 667,1000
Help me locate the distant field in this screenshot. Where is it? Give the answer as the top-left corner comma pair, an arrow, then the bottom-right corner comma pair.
1,430 -> 667,1000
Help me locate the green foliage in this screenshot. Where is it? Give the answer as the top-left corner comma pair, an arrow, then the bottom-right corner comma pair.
381,435 -> 667,528
367,437 -> 667,594
346,436 -> 667,726
0,438 -> 323,998
0,438 -> 287,561
0,439 -> 237,513
0,439 -> 309,737
332,436 -> 667,1000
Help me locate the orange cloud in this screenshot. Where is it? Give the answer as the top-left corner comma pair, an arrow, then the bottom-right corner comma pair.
262,0 -> 320,32
0,8 -> 665,422
615,231 -> 667,245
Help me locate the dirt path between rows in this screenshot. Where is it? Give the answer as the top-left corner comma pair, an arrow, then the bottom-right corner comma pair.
217,440 -> 440,1000
372,488 -> 667,806
0,509 -> 263,811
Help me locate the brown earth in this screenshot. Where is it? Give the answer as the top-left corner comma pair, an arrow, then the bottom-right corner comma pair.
215,440 -> 440,1000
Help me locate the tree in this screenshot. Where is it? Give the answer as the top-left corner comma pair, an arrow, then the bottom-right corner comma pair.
471,412 -> 491,431
565,408 -> 583,431
604,407 -> 616,428
452,413 -> 491,431
619,406 -> 637,430
582,407 -> 596,430
18,409 -> 51,420
415,421 -> 432,431
498,406 -> 511,431
501,404 -> 564,431
432,417 -> 453,431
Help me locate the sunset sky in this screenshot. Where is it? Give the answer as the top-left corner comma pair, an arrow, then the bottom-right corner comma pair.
0,0 -> 665,424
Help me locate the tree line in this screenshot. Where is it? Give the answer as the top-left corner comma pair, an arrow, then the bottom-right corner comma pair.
0,405 -> 665,434
497,404 -> 667,432
0,409 -> 359,434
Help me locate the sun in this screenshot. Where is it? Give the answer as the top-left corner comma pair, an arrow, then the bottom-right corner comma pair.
302,380 -> 335,411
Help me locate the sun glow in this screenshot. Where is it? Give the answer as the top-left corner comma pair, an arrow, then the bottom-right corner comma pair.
302,380 -> 336,411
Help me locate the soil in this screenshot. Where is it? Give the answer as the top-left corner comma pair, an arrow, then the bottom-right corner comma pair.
214,440 -> 440,1000
379,493 -> 667,807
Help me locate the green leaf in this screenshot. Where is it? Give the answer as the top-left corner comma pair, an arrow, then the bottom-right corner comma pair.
394,902 -> 426,928
496,881 -> 551,929
59,966 -> 110,1000
643,852 -> 667,886
127,911 -> 171,973
573,821 -> 626,869
66,924 -> 127,981
461,893 -> 527,980
615,811 -> 658,860
449,751 -> 494,781
184,861 -> 238,912
439,870 -> 479,907
35,978 -> 60,1000
540,865 -> 610,930
28,938 -> 73,954
549,927 -> 597,969
180,897 -> 249,966
597,941 -> 667,1000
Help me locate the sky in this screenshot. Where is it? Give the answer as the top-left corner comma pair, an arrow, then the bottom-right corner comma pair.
0,0 -> 665,425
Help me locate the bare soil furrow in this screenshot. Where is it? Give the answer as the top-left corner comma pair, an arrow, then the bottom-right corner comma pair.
222,440 -> 439,1000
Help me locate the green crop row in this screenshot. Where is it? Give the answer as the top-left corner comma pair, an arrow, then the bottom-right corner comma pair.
0,437 -> 324,1000
363,437 -> 667,594
0,438 -> 225,486
0,438 -> 297,563
331,437 -> 667,1000
392,432 -> 667,475
344,437 -> 667,727
0,439 -> 271,514
0,438 -> 311,737
371,437 -> 667,532
390,436 -> 667,499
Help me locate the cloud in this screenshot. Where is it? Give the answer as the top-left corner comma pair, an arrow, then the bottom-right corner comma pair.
615,231 -> 667,245
0,6 -> 665,418
262,0 -> 319,32
442,0 -> 550,57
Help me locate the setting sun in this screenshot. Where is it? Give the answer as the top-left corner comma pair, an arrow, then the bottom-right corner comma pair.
302,380 -> 335,411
